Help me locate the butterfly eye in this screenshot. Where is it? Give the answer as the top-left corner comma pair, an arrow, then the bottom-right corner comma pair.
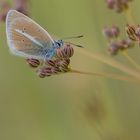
57,42 -> 61,46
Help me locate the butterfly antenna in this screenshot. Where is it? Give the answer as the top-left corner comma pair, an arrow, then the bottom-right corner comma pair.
61,35 -> 84,40
65,41 -> 84,48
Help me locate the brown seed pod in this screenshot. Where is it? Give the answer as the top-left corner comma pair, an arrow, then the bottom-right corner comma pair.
102,26 -> 114,38
106,0 -> 133,13
37,67 -> 52,78
106,0 -> 115,9
63,44 -> 74,58
59,66 -> 70,72
125,24 -> 137,41
119,38 -> 134,50
108,41 -> 120,55
58,59 -> 70,72
45,59 -> 56,67
56,44 -> 74,59
37,71 -> 47,78
51,67 -> 61,74
56,48 -> 67,58
135,26 -> 140,37
55,58 -> 70,67
61,59 -> 70,68
41,67 -> 52,75
36,69 -> 46,78
26,58 -> 40,68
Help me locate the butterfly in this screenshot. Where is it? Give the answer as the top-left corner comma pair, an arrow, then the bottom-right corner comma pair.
6,10 -> 83,61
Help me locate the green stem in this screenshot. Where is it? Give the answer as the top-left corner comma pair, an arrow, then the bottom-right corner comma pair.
124,5 -> 135,24
122,50 -> 140,71
75,48 -> 140,80
70,68 -> 139,83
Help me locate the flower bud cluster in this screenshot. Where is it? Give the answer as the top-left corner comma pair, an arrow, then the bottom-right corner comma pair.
103,26 -> 120,38
103,25 -> 134,55
26,44 -> 74,78
0,0 -> 29,22
108,38 -> 134,55
105,0 -> 133,13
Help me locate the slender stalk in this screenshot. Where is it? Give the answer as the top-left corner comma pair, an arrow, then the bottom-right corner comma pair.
122,50 -> 140,71
69,69 -> 139,83
124,5 -> 135,24
115,35 -> 140,71
94,123 -> 105,140
75,48 -> 140,80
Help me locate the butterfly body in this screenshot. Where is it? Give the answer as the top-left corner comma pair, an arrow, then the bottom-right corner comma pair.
37,40 -> 64,59
6,10 -> 64,60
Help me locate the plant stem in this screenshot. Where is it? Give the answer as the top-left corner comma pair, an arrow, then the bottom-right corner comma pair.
122,50 -> 140,71
75,48 -> 140,80
124,5 -> 135,24
70,68 -> 139,83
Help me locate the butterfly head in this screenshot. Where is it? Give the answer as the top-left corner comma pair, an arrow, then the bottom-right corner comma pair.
55,40 -> 64,48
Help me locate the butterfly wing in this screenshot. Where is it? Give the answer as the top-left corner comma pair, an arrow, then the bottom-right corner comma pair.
6,10 -> 55,59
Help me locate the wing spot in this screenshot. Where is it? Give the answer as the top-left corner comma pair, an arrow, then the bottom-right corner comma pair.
22,27 -> 26,33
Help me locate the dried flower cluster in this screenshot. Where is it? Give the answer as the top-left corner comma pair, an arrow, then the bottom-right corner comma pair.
102,25 -> 120,39
103,26 -> 134,55
0,0 -> 29,22
105,0 -> 133,13
26,44 -> 74,78
13,0 -> 29,15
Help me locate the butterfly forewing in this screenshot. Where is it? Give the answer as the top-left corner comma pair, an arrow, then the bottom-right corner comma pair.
6,10 -> 54,59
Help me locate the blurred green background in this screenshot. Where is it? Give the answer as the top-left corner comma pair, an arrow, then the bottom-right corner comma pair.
1,0 -> 140,140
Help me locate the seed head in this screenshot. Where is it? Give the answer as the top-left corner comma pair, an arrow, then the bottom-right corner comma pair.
102,26 -> 114,38
37,67 -> 53,78
45,59 -> 57,67
105,0 -> 133,13
102,26 -> 120,39
63,44 -> 74,58
119,38 -> 134,50
56,44 -> 74,59
135,25 -> 140,38
106,0 -> 115,9
58,59 -> 70,72
36,58 -> 71,78
111,25 -> 120,38
26,58 -> 40,68
125,24 -> 137,41
108,41 -> 120,55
